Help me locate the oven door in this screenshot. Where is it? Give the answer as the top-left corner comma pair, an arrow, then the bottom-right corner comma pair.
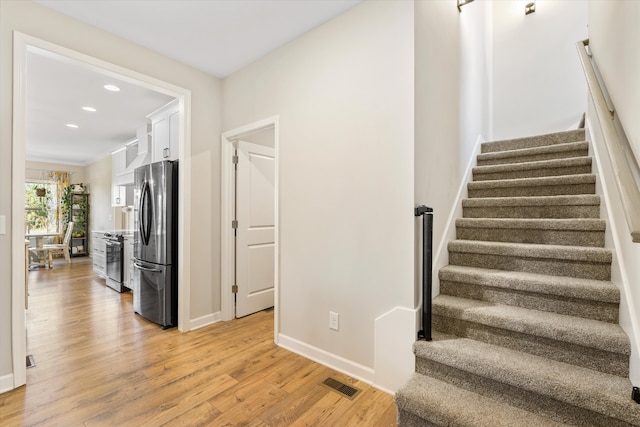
105,239 -> 123,283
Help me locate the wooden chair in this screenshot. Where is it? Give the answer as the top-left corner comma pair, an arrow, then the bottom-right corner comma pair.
42,222 -> 74,268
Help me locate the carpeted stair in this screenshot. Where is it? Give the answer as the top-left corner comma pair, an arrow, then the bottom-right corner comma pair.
395,129 -> 640,426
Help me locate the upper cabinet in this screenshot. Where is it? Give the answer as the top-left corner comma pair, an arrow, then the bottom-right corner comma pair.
110,99 -> 179,206
149,99 -> 179,163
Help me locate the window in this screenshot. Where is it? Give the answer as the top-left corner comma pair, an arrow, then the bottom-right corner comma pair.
25,181 -> 59,233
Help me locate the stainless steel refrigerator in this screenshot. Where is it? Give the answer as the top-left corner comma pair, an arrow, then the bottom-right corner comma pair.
133,160 -> 178,328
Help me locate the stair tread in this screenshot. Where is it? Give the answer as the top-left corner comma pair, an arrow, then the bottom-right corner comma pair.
414,335 -> 640,425
395,373 -> 566,427
477,141 -> 589,161
468,173 -> 595,190
462,194 -> 600,207
481,129 -> 586,154
473,156 -> 592,175
439,265 -> 619,303
433,294 -> 629,354
448,239 -> 612,263
456,217 -> 606,231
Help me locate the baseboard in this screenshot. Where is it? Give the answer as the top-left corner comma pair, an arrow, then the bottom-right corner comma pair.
431,134 -> 485,295
0,373 -> 15,394
278,334 -> 375,385
188,311 -> 222,331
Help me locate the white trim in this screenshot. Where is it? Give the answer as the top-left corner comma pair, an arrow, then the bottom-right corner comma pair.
11,32 -> 193,391
12,32 -> 28,390
177,93 -> 192,333
0,374 -> 15,394
278,333 -> 375,385
188,311 -> 222,331
220,117 -> 280,343
220,138 -> 236,321
430,134 -> 484,297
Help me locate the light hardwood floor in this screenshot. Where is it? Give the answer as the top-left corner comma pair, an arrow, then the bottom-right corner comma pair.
0,258 -> 397,426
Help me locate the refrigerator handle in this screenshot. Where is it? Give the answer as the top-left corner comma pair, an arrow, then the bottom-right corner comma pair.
134,262 -> 162,273
139,181 -> 153,245
138,181 -> 146,245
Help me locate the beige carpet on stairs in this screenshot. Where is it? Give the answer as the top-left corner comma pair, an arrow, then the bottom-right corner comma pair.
395,129 -> 640,426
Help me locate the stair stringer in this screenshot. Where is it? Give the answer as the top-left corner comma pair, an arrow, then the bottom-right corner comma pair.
430,134 -> 485,297
587,113 -> 640,386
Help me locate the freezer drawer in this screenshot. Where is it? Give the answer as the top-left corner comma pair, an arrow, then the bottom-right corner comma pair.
133,260 -> 176,329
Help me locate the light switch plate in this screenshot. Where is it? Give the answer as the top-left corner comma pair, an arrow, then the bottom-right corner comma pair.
0,215 -> 5,234
329,312 -> 339,331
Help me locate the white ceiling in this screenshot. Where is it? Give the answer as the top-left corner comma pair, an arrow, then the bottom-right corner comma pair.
28,0 -> 362,166
27,47 -> 175,166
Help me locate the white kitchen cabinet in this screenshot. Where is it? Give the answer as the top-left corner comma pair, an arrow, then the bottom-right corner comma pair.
149,100 -> 179,162
92,232 -> 106,278
112,147 -> 128,206
112,185 -> 133,207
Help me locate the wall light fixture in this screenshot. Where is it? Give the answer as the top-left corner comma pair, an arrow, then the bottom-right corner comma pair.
457,0 -> 475,13
525,2 -> 536,15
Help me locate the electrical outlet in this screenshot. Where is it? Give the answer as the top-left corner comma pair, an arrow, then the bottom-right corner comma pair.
329,312 -> 339,331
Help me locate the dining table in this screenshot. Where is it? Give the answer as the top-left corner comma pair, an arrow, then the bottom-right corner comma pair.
25,231 -> 62,268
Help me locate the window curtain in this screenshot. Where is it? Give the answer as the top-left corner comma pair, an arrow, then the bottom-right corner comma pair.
46,171 -> 70,237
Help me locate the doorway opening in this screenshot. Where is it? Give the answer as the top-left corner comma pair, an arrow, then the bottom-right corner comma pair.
221,117 -> 279,341
11,32 -> 192,390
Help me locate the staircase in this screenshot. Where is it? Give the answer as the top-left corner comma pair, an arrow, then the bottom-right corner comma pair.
395,129 -> 640,426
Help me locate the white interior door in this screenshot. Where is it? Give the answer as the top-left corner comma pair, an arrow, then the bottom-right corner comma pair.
235,140 -> 275,318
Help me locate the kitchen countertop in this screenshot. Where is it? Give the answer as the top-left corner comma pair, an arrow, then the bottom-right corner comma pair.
92,229 -> 135,238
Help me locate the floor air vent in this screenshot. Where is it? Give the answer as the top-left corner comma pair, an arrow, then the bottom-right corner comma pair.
321,377 -> 361,400
26,354 -> 36,368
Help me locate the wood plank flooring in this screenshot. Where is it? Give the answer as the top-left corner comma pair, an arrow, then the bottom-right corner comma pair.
0,258 -> 397,426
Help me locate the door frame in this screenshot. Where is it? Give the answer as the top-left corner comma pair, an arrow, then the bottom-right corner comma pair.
220,117 -> 279,340
11,32 -> 193,389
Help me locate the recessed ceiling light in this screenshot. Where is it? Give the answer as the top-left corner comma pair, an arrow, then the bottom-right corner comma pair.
82,106 -> 97,112
104,84 -> 120,92
66,123 -> 79,128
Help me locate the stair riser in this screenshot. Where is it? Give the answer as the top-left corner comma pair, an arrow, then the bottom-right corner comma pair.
448,252 -> 611,280
440,281 -> 619,323
415,359 -> 630,427
481,130 -> 586,154
432,315 -> 628,376
468,183 -> 595,198
477,148 -> 588,167
462,205 -> 600,219
456,227 -> 605,247
473,164 -> 592,181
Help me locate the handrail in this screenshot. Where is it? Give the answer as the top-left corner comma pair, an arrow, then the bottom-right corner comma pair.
576,39 -> 640,243
415,205 -> 433,341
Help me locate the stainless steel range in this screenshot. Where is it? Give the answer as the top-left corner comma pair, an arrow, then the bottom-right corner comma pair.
104,232 -> 128,292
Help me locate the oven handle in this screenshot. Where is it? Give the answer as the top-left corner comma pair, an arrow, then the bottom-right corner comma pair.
134,262 -> 162,273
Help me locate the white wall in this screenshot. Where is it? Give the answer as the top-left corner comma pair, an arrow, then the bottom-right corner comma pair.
460,1 -> 493,149
85,156 -> 115,235
423,0 -> 495,301
587,0 -> 640,386
588,0 -> 640,164
492,0 -> 588,140
414,0 -> 461,303
0,0 -> 221,384
223,0 -> 415,376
